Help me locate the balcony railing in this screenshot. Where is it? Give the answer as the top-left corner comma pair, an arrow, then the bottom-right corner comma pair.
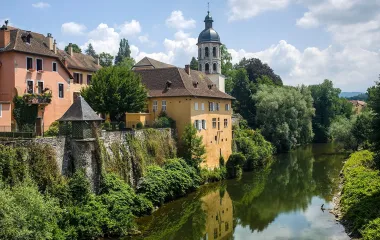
23,91 -> 52,105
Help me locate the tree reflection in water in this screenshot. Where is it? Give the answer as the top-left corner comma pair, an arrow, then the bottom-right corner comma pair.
130,144 -> 347,240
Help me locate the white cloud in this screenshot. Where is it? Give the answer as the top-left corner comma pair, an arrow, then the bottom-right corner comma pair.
119,20 -> 141,37
228,0 -> 290,21
138,34 -> 157,47
82,23 -> 120,55
296,12 -> 319,28
166,11 -> 196,30
32,2 -> 50,8
61,22 -> 86,35
229,40 -> 380,91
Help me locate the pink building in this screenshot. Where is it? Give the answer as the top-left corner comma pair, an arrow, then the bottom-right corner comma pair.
0,22 -> 100,134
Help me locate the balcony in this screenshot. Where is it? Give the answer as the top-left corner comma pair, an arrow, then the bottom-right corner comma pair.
23,91 -> 52,105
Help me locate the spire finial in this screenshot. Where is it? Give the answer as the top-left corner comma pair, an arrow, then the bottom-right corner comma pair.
208,2 -> 210,13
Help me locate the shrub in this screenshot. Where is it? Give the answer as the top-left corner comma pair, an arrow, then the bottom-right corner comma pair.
68,170 -> 91,204
102,120 -> 111,131
219,155 -> 225,167
119,121 -> 126,130
200,167 -> 226,183
45,121 -> 60,137
226,153 -> 246,179
0,181 -> 63,240
153,111 -> 175,128
179,124 -> 206,170
136,121 -> 143,129
0,145 -> 27,186
340,151 -> 380,238
137,165 -> 169,206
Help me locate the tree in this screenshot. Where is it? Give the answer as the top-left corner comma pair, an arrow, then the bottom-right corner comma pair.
81,66 -> 147,121
179,124 -> 206,170
64,44 -> 82,53
309,80 -> 342,143
237,58 -> 283,86
98,52 -> 114,67
190,57 -> 198,70
220,45 -> 233,76
115,38 -> 131,65
84,43 -> 97,58
254,84 -> 315,152
117,57 -> 135,69
368,81 -> 380,162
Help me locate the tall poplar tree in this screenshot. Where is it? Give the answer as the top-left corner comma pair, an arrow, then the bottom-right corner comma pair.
84,43 -> 97,58
115,38 -> 131,65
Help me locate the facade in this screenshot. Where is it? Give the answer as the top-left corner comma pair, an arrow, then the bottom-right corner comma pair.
133,60 -> 234,168
0,22 -> 100,134
197,11 -> 226,93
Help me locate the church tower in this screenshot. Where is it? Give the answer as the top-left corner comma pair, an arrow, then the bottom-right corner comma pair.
197,10 -> 225,92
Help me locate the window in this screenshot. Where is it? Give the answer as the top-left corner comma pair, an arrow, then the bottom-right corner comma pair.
153,100 -> 158,112
27,80 -> 34,93
212,118 -> 217,128
58,83 -> 64,98
198,48 -> 202,59
214,229 -> 218,239
73,73 -> 83,84
37,81 -> 44,94
195,102 -> 199,110
225,104 -> 230,111
202,120 -> 207,129
209,102 -> 215,111
205,63 -> 209,72
199,64 -> 202,71
225,222 -> 229,232
218,118 -> 220,130
0,104 -> 2,118
194,120 -> 201,130
224,119 -> 228,128
213,47 -> 217,57
26,57 -> 33,70
205,47 -> 209,57
36,58 -> 43,71
87,74 -> 92,85
201,103 -> 205,111
216,103 -> 220,111
52,62 -> 57,72
213,63 -> 217,72
162,100 -> 167,111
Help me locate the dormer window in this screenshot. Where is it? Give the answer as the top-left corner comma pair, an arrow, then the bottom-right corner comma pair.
166,80 -> 172,89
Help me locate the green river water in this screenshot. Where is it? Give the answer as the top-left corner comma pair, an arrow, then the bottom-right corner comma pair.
129,144 -> 350,240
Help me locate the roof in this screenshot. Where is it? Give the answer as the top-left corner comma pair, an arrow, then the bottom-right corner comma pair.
134,61 -> 234,100
349,100 -> 367,106
58,96 -> 103,122
57,50 -> 101,72
0,26 -> 100,74
133,57 -> 175,69
198,11 -> 221,44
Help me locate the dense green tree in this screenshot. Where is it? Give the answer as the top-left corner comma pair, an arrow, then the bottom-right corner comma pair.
99,52 -> 114,67
81,66 -> 147,121
84,43 -> 97,59
179,124 -> 206,170
254,85 -> 315,152
64,43 -> 82,53
221,44 -> 233,76
309,80 -> 342,143
367,82 -> 380,162
190,57 -> 198,70
236,58 -> 283,86
347,93 -> 368,101
117,57 -> 135,69
115,38 -> 131,65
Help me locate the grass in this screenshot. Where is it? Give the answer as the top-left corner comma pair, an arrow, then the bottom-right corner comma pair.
340,150 -> 380,239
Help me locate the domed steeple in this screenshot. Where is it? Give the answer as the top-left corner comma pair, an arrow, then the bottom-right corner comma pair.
198,11 -> 221,44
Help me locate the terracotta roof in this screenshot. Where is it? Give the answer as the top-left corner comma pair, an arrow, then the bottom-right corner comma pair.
133,57 -> 175,69
57,50 -> 101,72
349,100 -> 367,106
134,65 -> 234,100
58,96 -> 103,122
0,27 -> 74,78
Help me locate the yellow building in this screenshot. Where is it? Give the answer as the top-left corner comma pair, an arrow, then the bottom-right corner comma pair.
133,57 -> 234,168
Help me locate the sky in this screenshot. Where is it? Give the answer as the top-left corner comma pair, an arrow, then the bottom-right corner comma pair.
1,0 -> 380,92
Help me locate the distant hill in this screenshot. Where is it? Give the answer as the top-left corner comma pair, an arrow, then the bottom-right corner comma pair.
347,93 -> 368,101
340,92 -> 364,98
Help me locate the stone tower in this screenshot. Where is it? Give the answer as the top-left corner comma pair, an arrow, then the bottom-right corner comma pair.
197,11 -> 225,92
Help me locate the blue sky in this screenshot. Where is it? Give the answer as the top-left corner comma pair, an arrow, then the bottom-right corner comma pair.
2,0 -> 380,91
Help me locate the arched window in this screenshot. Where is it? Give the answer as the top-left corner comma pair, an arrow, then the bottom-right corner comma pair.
198,48 -> 202,59
205,47 -> 209,57
213,47 -> 217,57
199,64 -> 202,71
205,63 -> 209,72
213,63 -> 217,71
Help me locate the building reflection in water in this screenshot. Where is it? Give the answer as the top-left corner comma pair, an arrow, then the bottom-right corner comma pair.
201,188 -> 233,240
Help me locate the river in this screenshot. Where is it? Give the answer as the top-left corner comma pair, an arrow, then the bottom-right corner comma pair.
130,144 -> 350,240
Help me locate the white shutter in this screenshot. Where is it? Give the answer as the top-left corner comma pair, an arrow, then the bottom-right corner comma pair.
195,102 -> 199,110
201,103 -> 205,111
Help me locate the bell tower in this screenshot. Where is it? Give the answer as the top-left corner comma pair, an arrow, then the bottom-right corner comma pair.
197,8 -> 225,92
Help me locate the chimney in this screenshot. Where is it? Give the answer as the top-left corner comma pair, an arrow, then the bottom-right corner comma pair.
96,57 -> 100,66
47,33 -> 53,51
0,21 -> 10,48
67,43 -> 73,56
53,39 -> 57,54
185,64 -> 190,75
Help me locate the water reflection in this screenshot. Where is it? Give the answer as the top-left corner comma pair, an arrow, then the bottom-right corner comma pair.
132,144 -> 349,240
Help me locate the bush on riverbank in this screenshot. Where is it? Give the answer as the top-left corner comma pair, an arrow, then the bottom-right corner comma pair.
340,150 -> 380,239
226,153 -> 246,178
